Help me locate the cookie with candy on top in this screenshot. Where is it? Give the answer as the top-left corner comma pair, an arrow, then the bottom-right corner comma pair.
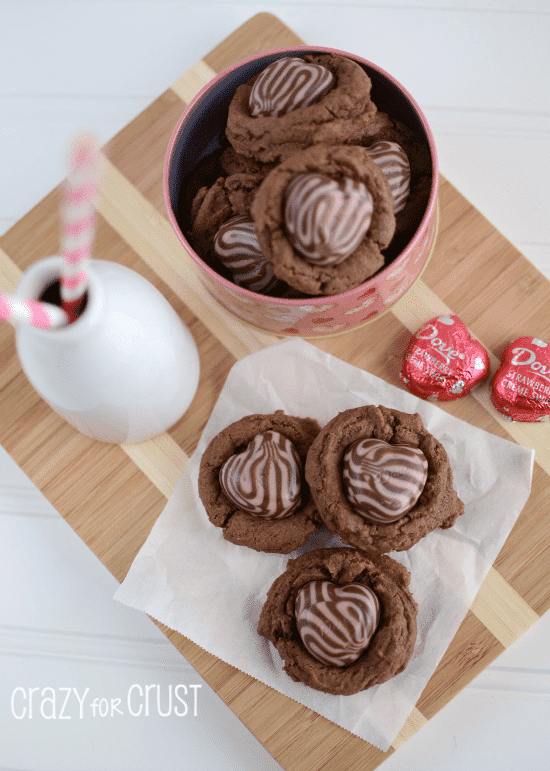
226,53 -> 378,163
251,143 -> 396,296
304,404 -> 464,554
257,547 -> 418,695
198,411 -> 322,553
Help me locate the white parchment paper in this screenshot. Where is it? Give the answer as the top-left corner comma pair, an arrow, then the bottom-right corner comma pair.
115,338 -> 534,750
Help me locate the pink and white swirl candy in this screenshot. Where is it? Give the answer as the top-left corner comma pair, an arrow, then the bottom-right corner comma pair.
249,57 -> 334,118
284,173 -> 374,265
214,216 -> 279,293
219,430 -> 302,520
342,438 -> 428,523
365,141 -> 410,214
295,580 -> 380,667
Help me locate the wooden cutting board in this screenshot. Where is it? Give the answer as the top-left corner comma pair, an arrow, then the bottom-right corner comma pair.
1,13 -> 549,770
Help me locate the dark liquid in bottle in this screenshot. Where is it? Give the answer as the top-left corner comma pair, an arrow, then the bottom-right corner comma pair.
38,278 -> 88,321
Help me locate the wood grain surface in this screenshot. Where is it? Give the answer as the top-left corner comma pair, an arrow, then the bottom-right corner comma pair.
1,13 -> 549,771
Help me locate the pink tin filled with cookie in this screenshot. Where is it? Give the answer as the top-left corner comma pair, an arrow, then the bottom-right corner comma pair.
164,47 -> 438,337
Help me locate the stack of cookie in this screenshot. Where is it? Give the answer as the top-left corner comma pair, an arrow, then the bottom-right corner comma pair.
187,53 -> 432,298
198,404 -> 464,695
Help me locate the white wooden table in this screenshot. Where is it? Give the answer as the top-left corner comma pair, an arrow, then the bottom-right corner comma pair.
1,3 -> 549,770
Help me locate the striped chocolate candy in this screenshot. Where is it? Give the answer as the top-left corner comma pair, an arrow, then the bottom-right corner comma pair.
284,173 -> 374,265
214,216 -> 280,293
219,430 -> 302,520
249,57 -> 334,118
342,438 -> 428,523
365,140 -> 410,213
295,580 -> 380,667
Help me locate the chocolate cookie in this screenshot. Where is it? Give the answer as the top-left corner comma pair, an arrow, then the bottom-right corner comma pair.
220,146 -> 277,177
304,405 -> 464,553
198,411 -> 321,553
251,144 -> 395,295
226,53 -> 378,163
190,172 -> 265,251
257,547 -> 417,695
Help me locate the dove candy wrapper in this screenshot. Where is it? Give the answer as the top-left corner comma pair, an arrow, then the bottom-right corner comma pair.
491,336 -> 550,422
115,338 -> 533,751
401,314 -> 490,401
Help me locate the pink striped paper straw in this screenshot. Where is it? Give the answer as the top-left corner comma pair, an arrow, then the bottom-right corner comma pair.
60,135 -> 100,322
0,292 -> 69,330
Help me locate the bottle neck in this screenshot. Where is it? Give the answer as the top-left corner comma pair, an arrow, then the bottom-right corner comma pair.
14,256 -> 104,342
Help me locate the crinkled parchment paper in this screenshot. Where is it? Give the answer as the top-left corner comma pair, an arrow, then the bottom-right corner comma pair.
115,338 -> 533,750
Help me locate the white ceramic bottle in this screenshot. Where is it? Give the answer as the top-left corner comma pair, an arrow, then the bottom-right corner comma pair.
14,256 -> 200,443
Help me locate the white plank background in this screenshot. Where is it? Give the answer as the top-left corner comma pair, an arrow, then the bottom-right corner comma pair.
1,2 -> 549,770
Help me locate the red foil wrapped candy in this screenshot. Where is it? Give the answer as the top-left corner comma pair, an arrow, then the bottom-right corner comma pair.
491,336 -> 550,422
401,314 -> 490,401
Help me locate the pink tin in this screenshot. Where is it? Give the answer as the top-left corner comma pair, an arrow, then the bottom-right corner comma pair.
164,47 -> 438,337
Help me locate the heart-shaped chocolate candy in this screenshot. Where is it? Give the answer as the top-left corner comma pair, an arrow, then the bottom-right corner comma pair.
284,173 -> 374,265
295,580 -> 380,667
214,216 -> 281,294
249,56 -> 334,118
343,438 -> 428,523
219,430 -> 302,519
400,314 -> 490,401
365,140 -> 410,213
491,336 -> 550,422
